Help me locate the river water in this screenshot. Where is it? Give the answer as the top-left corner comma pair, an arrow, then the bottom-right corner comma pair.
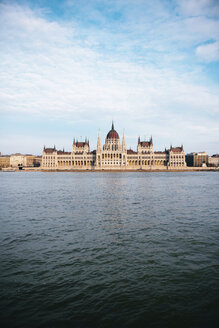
0,172 -> 218,328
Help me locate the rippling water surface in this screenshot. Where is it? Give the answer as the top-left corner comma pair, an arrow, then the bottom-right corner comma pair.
0,172 -> 218,328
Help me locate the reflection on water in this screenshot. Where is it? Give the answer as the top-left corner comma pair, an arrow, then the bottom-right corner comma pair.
0,172 -> 219,328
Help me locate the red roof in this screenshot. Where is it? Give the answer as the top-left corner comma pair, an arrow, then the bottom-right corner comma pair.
106,122 -> 119,139
154,151 -> 165,154
74,139 -> 89,147
76,142 -> 85,147
57,151 -> 71,155
170,147 -> 183,153
127,149 -> 137,154
140,142 -> 150,147
138,137 -> 153,147
44,148 -> 56,153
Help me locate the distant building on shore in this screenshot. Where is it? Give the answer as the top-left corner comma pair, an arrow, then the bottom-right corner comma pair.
10,154 -> 42,168
208,154 -> 219,167
42,123 -> 186,170
10,154 -> 27,168
0,154 -> 42,169
0,155 -> 10,168
186,152 -> 208,167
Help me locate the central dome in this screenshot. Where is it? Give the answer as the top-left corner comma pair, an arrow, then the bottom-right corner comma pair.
106,122 -> 119,139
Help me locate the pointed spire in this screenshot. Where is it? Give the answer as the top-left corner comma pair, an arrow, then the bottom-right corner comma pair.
72,138 -> 76,153
97,130 -> 102,151
44,145 -> 45,150
138,136 -> 140,145
122,129 -> 126,151
112,121 -> 114,130
150,135 -> 153,145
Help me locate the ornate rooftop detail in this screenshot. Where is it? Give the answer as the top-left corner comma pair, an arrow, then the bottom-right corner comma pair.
106,122 -> 120,139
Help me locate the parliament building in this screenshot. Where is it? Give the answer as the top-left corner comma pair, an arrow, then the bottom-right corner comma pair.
42,123 -> 186,170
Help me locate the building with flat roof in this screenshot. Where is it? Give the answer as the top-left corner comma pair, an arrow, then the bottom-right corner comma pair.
208,154 -> 219,167
9,154 -> 42,168
0,155 -> 10,169
186,152 -> 208,167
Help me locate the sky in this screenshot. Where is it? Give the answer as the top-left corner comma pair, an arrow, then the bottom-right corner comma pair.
0,0 -> 219,155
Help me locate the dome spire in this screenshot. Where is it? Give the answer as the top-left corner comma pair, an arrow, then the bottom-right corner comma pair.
106,122 -> 119,140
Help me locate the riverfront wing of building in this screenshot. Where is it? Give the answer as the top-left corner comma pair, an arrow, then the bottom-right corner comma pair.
42,123 -> 186,170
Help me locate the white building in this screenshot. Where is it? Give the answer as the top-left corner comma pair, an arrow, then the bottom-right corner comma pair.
42,123 -> 186,170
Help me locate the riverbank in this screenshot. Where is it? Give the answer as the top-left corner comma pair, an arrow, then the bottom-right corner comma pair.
1,167 -> 219,172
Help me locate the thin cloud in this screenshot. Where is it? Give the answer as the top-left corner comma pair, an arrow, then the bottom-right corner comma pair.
176,0 -> 219,18
0,1 -> 218,155
196,42 -> 219,62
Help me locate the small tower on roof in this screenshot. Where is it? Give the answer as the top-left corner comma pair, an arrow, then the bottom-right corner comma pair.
122,129 -> 126,151
72,138 -> 76,152
137,136 -> 153,154
97,130 -> 102,151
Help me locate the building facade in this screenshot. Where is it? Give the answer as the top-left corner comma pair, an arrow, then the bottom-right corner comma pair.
0,156 -> 10,169
208,154 -> 219,167
9,154 -> 42,168
186,152 -> 208,167
42,123 -> 186,170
